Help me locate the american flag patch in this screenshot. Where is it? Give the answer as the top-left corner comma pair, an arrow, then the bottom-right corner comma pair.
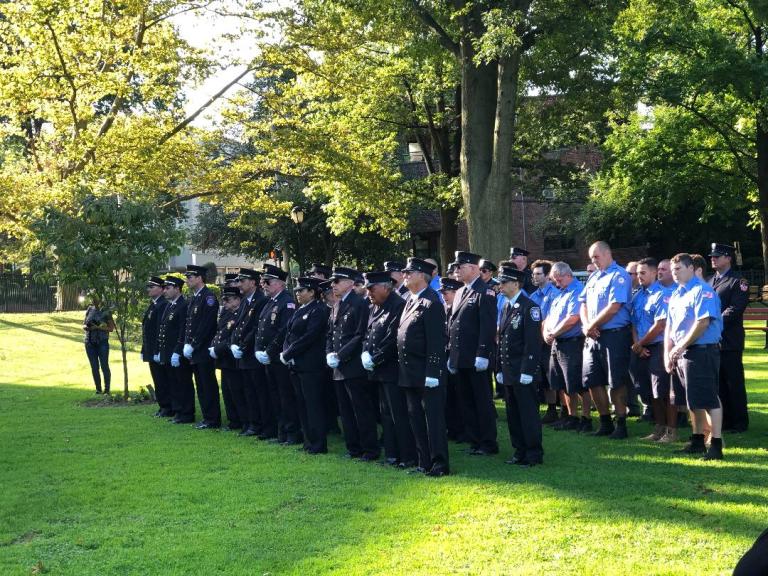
287,302 -> 296,309
703,292 -> 713,298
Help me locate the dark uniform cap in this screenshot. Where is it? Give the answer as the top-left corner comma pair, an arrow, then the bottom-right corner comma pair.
403,257 -> 436,275
224,273 -> 240,283
487,277 -> 500,287
238,268 -> 260,281
446,262 -> 457,274
330,266 -> 359,281
479,259 -> 497,272
163,276 -> 184,288
709,243 -> 736,257
146,276 -> 165,287
294,277 -> 321,291
384,261 -> 406,272
262,263 -> 288,281
453,251 -> 481,266
438,277 -> 463,292
184,264 -> 208,277
319,279 -> 333,292
509,246 -> 530,258
364,271 -> 396,287
309,263 -> 333,278
222,286 -> 241,298
498,266 -> 526,283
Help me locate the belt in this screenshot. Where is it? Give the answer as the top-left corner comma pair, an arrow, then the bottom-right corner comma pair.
601,326 -> 630,334
689,343 -> 719,349
556,335 -> 584,343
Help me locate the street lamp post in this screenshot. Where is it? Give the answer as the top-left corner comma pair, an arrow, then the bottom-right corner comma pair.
290,206 -> 305,275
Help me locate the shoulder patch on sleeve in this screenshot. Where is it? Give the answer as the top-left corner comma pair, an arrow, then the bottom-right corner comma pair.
206,295 -> 216,306
486,289 -> 495,296
617,276 -> 625,284
530,307 -> 541,322
287,302 -> 296,309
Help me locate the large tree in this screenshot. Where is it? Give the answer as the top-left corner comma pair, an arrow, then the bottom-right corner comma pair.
610,0 -> 768,270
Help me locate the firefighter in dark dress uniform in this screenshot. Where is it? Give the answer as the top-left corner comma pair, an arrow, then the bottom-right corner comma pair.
397,257 -> 449,476
707,242 -> 750,432
209,286 -> 243,430
495,267 -> 544,466
142,276 -> 170,416
157,276 -> 195,423
181,264 -> 221,429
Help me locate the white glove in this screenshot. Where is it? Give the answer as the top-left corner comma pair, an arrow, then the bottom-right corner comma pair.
140,353 -> 144,362
447,360 -> 458,375
208,347 -> 217,359
496,372 -> 504,385
425,377 -> 439,388
474,356 -> 489,372
153,353 -> 160,363
279,352 -> 289,366
183,343 -> 194,359
326,353 -> 340,369
361,351 -> 374,371
170,353 -> 180,368
256,351 -> 271,365
230,344 -> 243,359
520,373 -> 533,385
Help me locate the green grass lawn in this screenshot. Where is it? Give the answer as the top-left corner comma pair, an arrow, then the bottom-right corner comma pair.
0,312 -> 766,575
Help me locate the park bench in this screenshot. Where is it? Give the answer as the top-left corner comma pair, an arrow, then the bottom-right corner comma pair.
745,304 -> 768,348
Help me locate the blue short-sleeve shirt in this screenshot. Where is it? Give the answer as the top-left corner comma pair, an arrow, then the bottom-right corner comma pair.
579,261 -> 631,329
666,277 -> 723,345
545,278 -> 584,339
530,282 -> 557,320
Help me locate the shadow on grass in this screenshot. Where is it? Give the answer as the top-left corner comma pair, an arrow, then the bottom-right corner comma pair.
0,317 -> 86,345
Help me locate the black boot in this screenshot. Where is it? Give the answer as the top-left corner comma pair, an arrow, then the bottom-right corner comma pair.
541,404 -> 559,424
676,434 -> 706,454
609,416 -> 628,439
592,415 -> 615,436
578,417 -> 593,433
702,437 -> 724,460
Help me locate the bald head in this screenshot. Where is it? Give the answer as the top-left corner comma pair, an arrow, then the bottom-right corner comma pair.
589,241 -> 614,271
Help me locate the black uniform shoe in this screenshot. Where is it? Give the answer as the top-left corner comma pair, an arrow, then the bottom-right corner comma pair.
676,434 -> 706,454
359,453 -> 380,462
195,422 -> 220,430
406,467 -> 427,475
592,416 -> 615,436
701,438 -> 724,460
609,419 -> 628,440
504,455 -> 526,465
239,428 -> 258,437
398,460 -> 418,469
172,417 -> 194,424
153,409 -> 163,417
426,467 -> 449,477
342,452 -> 362,459
541,406 -> 559,424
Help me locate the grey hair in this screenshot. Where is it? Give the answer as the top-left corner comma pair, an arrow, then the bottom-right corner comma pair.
551,262 -> 573,277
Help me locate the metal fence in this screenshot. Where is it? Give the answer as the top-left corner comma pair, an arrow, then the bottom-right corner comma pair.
0,274 -> 57,313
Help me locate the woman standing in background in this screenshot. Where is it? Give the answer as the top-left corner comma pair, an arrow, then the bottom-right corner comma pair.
83,293 -> 115,394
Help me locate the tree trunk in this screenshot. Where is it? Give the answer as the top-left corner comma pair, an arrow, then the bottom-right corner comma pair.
439,206 -> 459,271
121,334 -> 129,399
56,282 -> 79,311
757,123 -> 768,274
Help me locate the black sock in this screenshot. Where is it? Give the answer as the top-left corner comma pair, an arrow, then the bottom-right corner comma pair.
710,437 -> 722,447
581,416 -> 590,422
548,403 -> 557,410
617,416 -> 626,427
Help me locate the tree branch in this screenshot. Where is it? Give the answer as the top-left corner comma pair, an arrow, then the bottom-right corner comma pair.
44,20 -> 80,138
157,64 -> 260,146
723,0 -> 759,41
408,0 -> 460,57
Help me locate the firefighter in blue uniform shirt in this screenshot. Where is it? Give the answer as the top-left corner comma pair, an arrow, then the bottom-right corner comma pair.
397,257 -> 449,476
361,270 -> 417,467
181,264 -> 221,429
156,276 -> 195,424
579,241 -> 633,439
495,267 -> 544,466
282,277 -> 331,454
447,251 -> 499,456
209,286 -> 243,430
529,260 -> 559,423
665,253 -> 724,460
142,276 -> 170,417
326,266 -> 378,460
255,263 -> 301,444
707,242 -> 749,432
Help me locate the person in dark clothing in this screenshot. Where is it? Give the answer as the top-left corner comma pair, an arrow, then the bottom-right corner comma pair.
82,293 -> 116,394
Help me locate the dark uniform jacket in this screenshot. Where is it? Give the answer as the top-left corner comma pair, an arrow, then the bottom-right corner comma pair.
521,268 -> 536,296
708,269 -> 749,351
363,291 -> 405,382
396,284 -> 409,298
397,287 -> 446,387
181,286 -> 219,365
211,308 -> 239,370
282,299 -> 329,372
141,297 -> 167,362
496,293 -> 543,383
157,296 -> 187,364
230,290 -> 268,369
448,276 -> 497,369
326,290 -> 370,380
255,289 -> 296,362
